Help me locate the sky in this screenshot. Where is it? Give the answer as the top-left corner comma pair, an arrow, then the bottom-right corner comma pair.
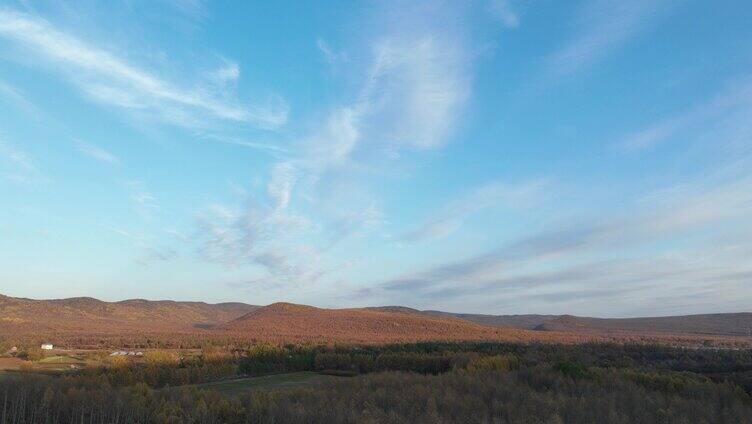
0,0 -> 751,317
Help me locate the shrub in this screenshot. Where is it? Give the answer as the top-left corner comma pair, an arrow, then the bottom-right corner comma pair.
466,354 -> 520,372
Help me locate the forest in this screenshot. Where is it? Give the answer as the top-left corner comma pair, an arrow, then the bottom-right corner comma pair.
1,341 -> 752,423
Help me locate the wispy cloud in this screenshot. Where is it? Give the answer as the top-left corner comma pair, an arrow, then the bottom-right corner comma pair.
0,139 -> 35,172
108,226 -> 178,265
401,179 -> 546,243
366,36 -> 471,150
316,38 -> 347,66
197,133 -> 290,156
368,167 -> 752,314
209,58 -> 240,83
158,0 -> 207,22
300,29 -> 472,173
195,2 -> 478,290
123,181 -> 160,218
194,160 -> 324,286
0,8 -> 288,128
0,139 -> 45,184
618,77 -> 752,151
489,0 -> 519,29
0,79 -> 41,117
195,198 -> 321,286
547,0 -> 672,76
74,140 -> 120,165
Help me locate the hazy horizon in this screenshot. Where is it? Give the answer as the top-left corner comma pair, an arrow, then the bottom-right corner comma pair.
1,1 -> 751,318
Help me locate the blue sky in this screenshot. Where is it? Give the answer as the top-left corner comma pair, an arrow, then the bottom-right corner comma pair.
1,0 -> 751,317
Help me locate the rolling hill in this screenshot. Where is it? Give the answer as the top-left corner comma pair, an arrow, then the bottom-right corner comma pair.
421,310 -> 752,337
219,302 -> 555,343
0,294 -> 259,333
529,313 -> 752,337
0,295 -> 569,343
369,306 -> 752,338
1,294 -> 750,343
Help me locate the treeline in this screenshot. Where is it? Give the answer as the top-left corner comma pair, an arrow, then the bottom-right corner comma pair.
75,341 -> 752,393
82,351 -> 238,388
2,341 -> 752,423
1,365 -> 750,423
234,342 -> 752,392
236,345 -> 492,376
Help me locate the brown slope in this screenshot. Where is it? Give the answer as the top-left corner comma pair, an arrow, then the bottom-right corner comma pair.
220,302 -> 572,343
533,313 -> 752,337
421,310 -> 559,330
419,309 -> 752,338
0,294 -> 259,334
362,306 -> 752,342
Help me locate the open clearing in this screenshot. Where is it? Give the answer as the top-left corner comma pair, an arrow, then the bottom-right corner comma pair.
0,357 -> 24,371
187,371 -> 342,395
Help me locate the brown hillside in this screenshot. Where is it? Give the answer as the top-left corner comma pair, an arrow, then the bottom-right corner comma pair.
220,302 -> 571,344
0,294 -> 258,334
531,313 -> 752,337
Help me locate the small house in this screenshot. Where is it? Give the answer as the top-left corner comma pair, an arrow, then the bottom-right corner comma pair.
41,343 -> 54,350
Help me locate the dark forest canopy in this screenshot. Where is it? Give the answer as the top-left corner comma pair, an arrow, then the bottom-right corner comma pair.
1,342 -> 752,423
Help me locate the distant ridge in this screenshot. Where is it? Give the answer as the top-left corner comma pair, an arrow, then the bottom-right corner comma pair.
419,310 -> 752,337
1,294 -> 750,342
220,302 -> 548,343
0,294 -> 259,333
530,313 -> 752,337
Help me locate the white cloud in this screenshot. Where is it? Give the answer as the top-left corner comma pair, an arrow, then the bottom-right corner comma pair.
0,8 -> 287,128
195,1 -> 475,290
196,194 -> 320,286
0,139 -> 46,184
304,106 -> 363,168
0,79 -> 40,117
0,140 -> 35,171
124,180 -> 160,218
159,0 -> 207,21
372,166 -> 752,314
548,0 -> 671,76
108,226 -> 178,265
210,59 -> 240,83
74,140 -> 120,165
316,38 -> 347,65
617,77 -> 752,151
618,116 -> 687,152
198,133 -> 290,156
366,36 -> 470,150
489,0 -> 519,29
300,32 -> 471,174
267,162 -> 297,210
402,179 -> 547,243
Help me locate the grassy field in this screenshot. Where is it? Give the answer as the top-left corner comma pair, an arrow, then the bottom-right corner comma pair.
38,355 -> 83,364
186,372 -> 341,395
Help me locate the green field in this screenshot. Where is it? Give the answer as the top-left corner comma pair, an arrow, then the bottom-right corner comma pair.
187,372 -> 340,395
38,355 -> 83,364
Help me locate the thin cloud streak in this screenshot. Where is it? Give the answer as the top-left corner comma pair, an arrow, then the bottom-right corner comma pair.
368,168 -> 752,314
547,0 -> 672,76
74,140 -> 120,165
401,179 -> 546,243
108,226 -> 178,266
0,79 -> 41,117
618,77 -> 752,151
0,139 -> 36,171
0,8 -> 288,128
489,0 -> 519,29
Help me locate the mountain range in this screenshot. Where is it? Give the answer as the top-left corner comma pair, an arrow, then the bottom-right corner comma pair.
1,294 -> 751,342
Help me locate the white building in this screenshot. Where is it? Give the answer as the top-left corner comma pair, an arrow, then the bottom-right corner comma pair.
41,343 -> 54,350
